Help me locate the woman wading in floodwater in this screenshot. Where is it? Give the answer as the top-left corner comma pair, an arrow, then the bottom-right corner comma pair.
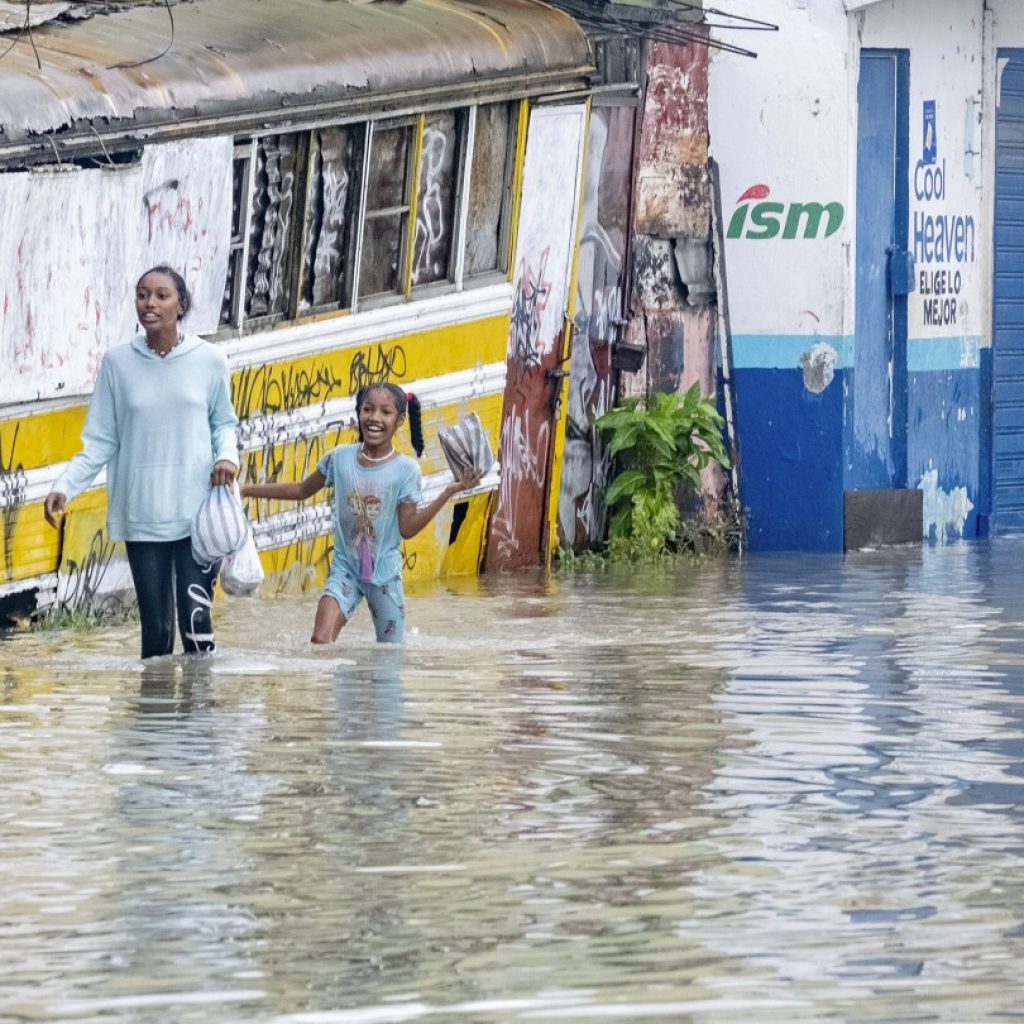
44,266 -> 240,659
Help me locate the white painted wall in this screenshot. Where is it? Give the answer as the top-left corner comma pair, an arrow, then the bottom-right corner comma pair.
710,0 -> 995,358
709,0 -> 852,349
0,138 -> 232,406
992,0 -> 1024,45
508,104 -> 587,360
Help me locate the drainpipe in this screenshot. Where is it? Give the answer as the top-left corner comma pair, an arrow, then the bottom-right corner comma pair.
709,157 -> 742,528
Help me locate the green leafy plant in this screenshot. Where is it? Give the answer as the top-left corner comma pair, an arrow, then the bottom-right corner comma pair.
555,544 -> 610,572
595,384 -> 731,562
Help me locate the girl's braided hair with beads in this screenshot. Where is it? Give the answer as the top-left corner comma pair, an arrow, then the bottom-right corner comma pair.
355,383 -> 424,457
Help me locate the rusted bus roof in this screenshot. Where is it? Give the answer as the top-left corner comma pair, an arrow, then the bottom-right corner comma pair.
0,2 -> 71,31
0,0 -> 592,151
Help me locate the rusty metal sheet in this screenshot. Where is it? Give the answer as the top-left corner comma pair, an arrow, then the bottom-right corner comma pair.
0,0 -> 591,149
634,39 -> 711,238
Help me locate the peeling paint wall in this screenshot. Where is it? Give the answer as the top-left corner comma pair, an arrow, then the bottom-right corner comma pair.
635,41 -> 711,240
919,468 -> 974,542
626,37 -> 722,506
0,138 -> 232,405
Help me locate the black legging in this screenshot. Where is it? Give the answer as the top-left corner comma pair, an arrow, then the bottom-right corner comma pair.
124,537 -> 219,659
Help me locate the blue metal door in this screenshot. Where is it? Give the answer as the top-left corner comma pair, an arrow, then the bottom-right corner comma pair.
992,52 -> 1024,532
851,50 -> 909,491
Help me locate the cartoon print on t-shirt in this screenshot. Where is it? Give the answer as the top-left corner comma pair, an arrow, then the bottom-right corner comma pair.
347,491 -> 382,581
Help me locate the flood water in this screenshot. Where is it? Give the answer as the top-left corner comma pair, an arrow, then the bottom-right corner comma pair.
3,539 -> 1024,1022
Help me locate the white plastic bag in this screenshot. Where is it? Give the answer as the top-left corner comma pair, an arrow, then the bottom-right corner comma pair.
220,527 -> 264,597
192,483 -> 248,566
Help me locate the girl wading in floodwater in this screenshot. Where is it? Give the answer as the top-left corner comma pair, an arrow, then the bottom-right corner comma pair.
43,266 -> 240,659
242,383 -> 479,644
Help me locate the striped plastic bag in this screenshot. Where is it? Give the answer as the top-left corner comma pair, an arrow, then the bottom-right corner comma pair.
191,483 -> 248,566
437,412 -> 495,478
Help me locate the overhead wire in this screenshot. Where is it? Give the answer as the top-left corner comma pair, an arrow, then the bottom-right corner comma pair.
548,0 -> 778,58
0,0 -> 42,70
605,14 -> 760,58
662,2 -> 780,31
0,0 -> 178,69
105,0 -> 174,69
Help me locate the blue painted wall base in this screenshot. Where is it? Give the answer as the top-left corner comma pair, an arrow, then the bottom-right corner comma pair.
732,366 -> 845,552
730,359 -> 983,551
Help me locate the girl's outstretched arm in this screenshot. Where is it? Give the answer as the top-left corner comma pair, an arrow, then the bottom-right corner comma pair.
242,469 -> 327,502
399,470 -> 481,540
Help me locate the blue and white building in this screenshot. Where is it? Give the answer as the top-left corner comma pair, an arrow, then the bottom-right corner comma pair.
710,0 -> 1024,550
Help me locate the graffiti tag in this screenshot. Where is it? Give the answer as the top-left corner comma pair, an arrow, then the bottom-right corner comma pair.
490,403 -> 550,563
234,361 -> 346,419
348,343 -> 408,394
0,426 -> 26,580
509,249 -> 552,365
60,529 -> 135,619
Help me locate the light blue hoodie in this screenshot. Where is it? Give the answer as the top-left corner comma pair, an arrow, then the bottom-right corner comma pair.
53,333 -> 239,543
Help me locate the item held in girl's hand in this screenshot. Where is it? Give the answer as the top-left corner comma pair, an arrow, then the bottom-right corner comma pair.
437,413 -> 495,479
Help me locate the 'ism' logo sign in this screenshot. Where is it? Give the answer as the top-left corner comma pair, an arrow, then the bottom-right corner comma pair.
727,185 -> 845,240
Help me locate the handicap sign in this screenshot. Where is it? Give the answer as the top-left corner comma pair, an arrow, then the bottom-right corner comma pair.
922,100 -> 937,165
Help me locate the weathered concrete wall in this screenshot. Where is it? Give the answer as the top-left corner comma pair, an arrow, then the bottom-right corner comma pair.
709,0 -> 852,549
627,38 -> 718,409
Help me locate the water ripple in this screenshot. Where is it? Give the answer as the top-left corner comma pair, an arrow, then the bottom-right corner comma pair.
3,540 -> 1024,1020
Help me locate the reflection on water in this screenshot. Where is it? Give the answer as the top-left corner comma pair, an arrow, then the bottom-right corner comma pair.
3,540 -> 1024,1021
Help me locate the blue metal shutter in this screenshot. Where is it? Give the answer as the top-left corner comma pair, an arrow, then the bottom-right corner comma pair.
993,53 -> 1024,532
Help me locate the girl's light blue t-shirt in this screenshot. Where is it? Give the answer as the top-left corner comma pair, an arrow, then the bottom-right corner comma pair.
317,444 -> 422,585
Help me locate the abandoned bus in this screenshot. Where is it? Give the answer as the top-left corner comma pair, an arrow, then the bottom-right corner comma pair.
0,0 -> 594,621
